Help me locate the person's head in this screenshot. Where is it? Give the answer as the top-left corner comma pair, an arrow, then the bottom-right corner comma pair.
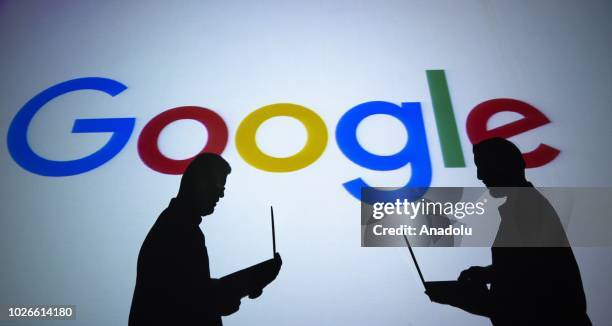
177,153 -> 231,216
473,137 -> 527,197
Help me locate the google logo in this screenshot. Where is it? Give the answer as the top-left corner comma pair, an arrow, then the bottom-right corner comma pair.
7,70 -> 560,200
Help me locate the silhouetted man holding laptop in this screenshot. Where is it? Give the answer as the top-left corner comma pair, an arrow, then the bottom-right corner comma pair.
426,138 -> 591,325
129,153 -> 282,325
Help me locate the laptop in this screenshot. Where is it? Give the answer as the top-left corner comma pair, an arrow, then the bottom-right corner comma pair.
270,206 -> 276,257
402,234 -> 482,299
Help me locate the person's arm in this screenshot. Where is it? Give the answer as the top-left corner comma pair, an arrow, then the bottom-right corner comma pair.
426,264 -> 495,316
458,265 -> 494,284
217,253 -> 283,300
209,278 -> 242,316
157,228 -> 238,317
427,284 -> 493,317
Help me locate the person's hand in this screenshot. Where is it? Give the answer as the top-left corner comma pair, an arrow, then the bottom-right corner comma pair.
246,253 -> 282,299
427,282 -> 492,317
261,253 -> 282,284
458,266 -> 490,284
216,295 -> 241,316
272,252 -> 282,277
247,288 -> 262,299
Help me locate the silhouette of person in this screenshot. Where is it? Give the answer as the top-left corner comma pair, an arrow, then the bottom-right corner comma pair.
426,137 -> 591,325
129,153 -> 282,326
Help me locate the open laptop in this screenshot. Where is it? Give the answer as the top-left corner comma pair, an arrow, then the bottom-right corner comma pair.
218,206 -> 279,299
402,234 -> 481,299
270,206 -> 276,257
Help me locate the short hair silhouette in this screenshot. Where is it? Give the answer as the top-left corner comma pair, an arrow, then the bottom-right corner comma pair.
129,151 -> 282,326
473,137 -> 527,186
473,137 -> 525,170
426,137 -> 592,325
178,153 -> 231,197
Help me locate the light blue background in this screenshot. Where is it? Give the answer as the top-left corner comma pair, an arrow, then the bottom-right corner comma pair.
1,0 -> 611,325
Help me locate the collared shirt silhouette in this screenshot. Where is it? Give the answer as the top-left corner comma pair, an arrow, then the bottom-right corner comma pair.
129,153 -> 282,326
427,137 -> 591,325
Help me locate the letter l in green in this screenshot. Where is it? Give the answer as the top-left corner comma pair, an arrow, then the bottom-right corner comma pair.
426,70 -> 465,167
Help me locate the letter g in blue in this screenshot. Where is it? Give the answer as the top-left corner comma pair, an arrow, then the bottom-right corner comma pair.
336,101 -> 432,203
7,77 -> 135,176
